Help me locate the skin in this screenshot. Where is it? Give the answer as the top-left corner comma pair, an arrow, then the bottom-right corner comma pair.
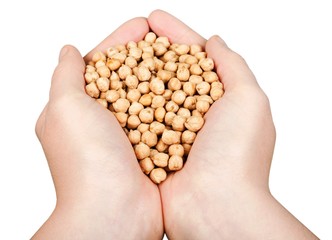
33,9 -> 318,240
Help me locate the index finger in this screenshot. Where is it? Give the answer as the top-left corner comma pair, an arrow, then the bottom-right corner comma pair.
148,10 -> 206,46
84,17 -> 149,62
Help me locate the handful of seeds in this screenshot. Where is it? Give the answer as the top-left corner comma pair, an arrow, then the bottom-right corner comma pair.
84,32 -> 224,184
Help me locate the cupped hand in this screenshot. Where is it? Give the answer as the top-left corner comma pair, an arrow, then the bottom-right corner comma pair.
33,18 -> 163,240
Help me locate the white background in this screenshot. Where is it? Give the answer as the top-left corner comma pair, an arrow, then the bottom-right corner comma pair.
0,0 -> 331,239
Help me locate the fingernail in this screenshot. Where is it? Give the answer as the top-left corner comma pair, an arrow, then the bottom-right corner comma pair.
59,46 -> 69,60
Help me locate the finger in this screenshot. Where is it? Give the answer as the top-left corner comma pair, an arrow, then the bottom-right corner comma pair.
84,17 -> 149,62
148,9 -> 206,46
50,45 -> 85,99
205,35 -> 259,90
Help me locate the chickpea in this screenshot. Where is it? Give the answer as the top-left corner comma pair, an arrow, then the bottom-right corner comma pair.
196,81 -> 211,95
150,168 -> 167,184
128,101 -> 144,115
139,94 -> 152,106
107,58 -> 121,71
139,158 -> 154,175
177,108 -> 191,119
150,78 -> 165,94
183,82 -> 196,96
137,82 -> 150,94
168,155 -> 183,171
134,142 -> 150,160
125,75 -> 139,89
172,115 -> 186,131
139,108 -> 154,124
202,71 -> 219,83
137,66 -> 151,81
171,90 -> 187,105
177,64 -> 190,81
85,71 -> 99,84
165,101 -> 179,113
118,65 -> 132,79
137,123 -> 150,133
86,82 -> 100,98
115,112 -> 128,128
128,130 -> 141,145
127,115 -> 141,129
105,90 -> 120,103
145,32 -> 157,43
96,77 -> 110,92
156,139 -> 169,152
125,56 -> 138,68
151,95 -> 166,108
196,100 -> 210,113
168,144 -> 184,157
164,112 -> 176,126
152,152 -> 169,167
155,107 -> 166,122
199,57 -> 214,71
126,89 -> 141,103
168,77 -> 182,91
181,130 -> 196,144
162,130 -> 180,145
185,116 -> 205,132
113,98 -> 130,112
150,121 -> 166,135
141,131 -> 158,147
96,98 -> 108,108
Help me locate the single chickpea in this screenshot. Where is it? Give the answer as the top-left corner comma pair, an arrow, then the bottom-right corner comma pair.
185,116 -> 205,132
192,109 -> 203,117
163,50 -> 178,62
113,98 -> 130,113
199,58 -> 215,71
190,64 -> 203,75
190,44 -> 203,55
157,70 -> 174,82
177,64 -> 190,81
96,98 -> 108,108
138,40 -> 151,49
141,131 -> 158,147
142,46 -> 154,55
137,82 -> 150,94
106,47 -> 119,58
168,144 -> 185,157
134,142 -> 150,160
139,157 -> 154,175
111,52 -> 127,64
152,42 -> 167,56
154,57 -> 165,71
106,58 -> 121,71
139,94 -> 153,106
164,61 -> 178,72
195,52 -> 207,60
185,55 -> 199,65
211,81 -> 223,89
129,47 -> 143,60
151,95 -> 166,108
92,51 -> 106,62
127,89 -> 141,103
183,96 -> 196,110
96,65 -> 111,78
152,152 -> 169,167
155,107 -> 166,122
125,75 -> 139,89
156,139 -> 169,152
168,155 -> 183,171
168,77 -> 182,91
189,75 -> 203,85
139,107 -> 154,124
172,115 -> 186,131
202,71 -> 218,83
210,87 -> 224,101
118,65 -> 132,80
174,44 -> 190,55
137,123 -> 150,133
114,112 -> 128,127
105,90 -> 120,103
155,36 -> 170,48
86,82 -> 100,98
145,32 -> 157,43
177,108 -> 191,119
137,66 -> 151,81
110,80 -> 123,90
197,95 -> 213,104
183,143 -> 192,156
117,88 -> 127,99
196,81 -> 211,95
110,71 -> 120,81
127,115 -> 141,129
150,149 -> 159,159
162,89 -> 173,101
128,102 -> 144,115
128,130 -> 141,145
183,82 -> 196,96
84,71 -> 99,84
95,60 -> 106,68
171,90 -> 187,105
125,56 -> 138,68
142,52 -> 153,60
150,168 -> 167,184
96,77 -> 110,92
150,121 -> 166,135
140,58 -> 155,71
165,101 -> 180,113
162,129 -> 180,145
181,130 -> 196,144
164,111 -> 177,126
196,100 -> 210,113
150,78 -> 165,95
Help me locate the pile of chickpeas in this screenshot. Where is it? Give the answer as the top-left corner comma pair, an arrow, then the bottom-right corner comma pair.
84,32 -> 224,184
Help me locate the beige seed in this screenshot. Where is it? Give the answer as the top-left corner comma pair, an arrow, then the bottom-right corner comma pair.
118,65 -> 132,79
168,155 -> 183,171
134,142 -> 150,160
86,82 -> 100,98
190,64 -> 203,75
105,90 -> 120,103
145,32 -> 157,43
114,112 -> 128,128
139,108 -> 154,124
183,82 -> 196,96
165,101 -> 179,113
113,98 -> 130,113
126,89 -> 141,103
150,121 -> 166,135
125,75 -> 139,89
162,129 -> 180,145
137,82 -> 150,94
185,116 -> 205,132
181,130 -> 196,144
96,98 -> 108,108
168,77 -> 182,91
152,152 -> 169,167
128,130 -> 141,144
84,71 -> 99,84
137,66 -> 151,81
137,123 -> 150,133
183,96 -> 196,110
196,81 -> 211,95
177,108 -> 191,119
96,77 -> 110,92
164,111 -> 177,126
202,71 -> 219,83
150,168 -> 167,184
168,144 -> 185,157
196,100 -> 210,113
141,131 -> 158,147
172,115 -> 186,131
155,107 -> 166,122
156,139 -> 169,152
171,90 -> 187,105
139,158 -> 154,175
106,58 -> 121,71
199,58 -> 214,71
210,87 -> 224,101
151,95 -> 166,108
139,94 -> 152,106
177,64 -> 190,81
127,115 -> 141,129
183,143 -> 192,156
128,102 -> 144,115
150,78 -> 165,95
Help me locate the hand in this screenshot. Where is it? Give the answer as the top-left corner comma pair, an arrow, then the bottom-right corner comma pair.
33,18 -> 163,240
149,10 -> 318,239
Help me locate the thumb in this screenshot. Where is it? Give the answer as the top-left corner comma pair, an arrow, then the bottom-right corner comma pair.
205,35 -> 258,91
50,45 -> 85,99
